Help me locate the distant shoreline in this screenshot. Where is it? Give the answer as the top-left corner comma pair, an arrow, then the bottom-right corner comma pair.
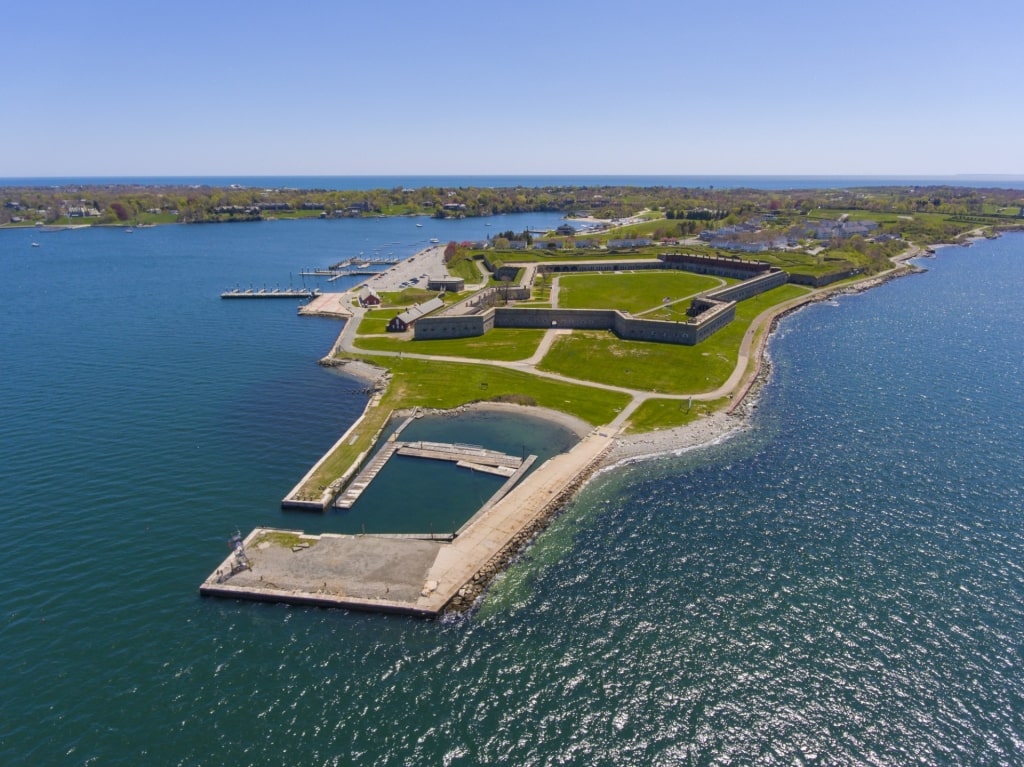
4,174 -> 1024,191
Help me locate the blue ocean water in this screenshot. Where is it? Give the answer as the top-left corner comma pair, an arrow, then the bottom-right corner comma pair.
1,221 -> 1022,765
4,174 -> 1024,190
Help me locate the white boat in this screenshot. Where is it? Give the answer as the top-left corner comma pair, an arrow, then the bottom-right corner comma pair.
416,223 -> 423,227
31,242 -> 40,247
430,238 -> 440,244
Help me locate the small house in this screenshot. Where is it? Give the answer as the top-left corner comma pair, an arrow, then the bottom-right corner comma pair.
359,288 -> 382,307
387,296 -> 445,332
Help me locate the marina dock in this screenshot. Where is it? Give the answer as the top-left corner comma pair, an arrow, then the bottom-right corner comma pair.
221,287 -> 319,299
334,439 -> 526,509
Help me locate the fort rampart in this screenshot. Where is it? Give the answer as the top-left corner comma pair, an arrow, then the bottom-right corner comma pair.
413,254 -> 787,346
415,302 -> 737,345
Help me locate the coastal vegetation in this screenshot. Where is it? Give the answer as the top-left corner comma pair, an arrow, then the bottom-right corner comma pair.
252,530 -> 317,549
376,357 -> 630,424
3,183 -> 1022,247
624,396 -> 732,433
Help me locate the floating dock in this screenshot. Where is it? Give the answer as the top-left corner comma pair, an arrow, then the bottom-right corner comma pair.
221,288 -> 319,299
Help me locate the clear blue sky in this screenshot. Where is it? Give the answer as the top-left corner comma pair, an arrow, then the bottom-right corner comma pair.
5,0 -> 1023,177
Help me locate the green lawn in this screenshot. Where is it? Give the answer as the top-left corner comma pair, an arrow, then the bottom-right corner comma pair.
356,310 -> 393,335
539,284 -> 810,394
558,271 -> 722,313
446,255 -> 485,282
371,356 -> 630,427
539,331 -> 732,394
625,397 -> 732,433
378,288 -> 443,306
354,328 -> 547,361
294,348 -> 632,498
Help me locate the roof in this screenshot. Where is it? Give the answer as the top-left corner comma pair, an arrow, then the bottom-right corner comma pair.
394,296 -> 444,326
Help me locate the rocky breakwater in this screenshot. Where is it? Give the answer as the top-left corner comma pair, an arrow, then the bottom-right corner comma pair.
443,444 -> 611,614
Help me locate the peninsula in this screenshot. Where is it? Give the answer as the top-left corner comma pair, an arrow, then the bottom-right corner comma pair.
198,184 -> 1023,616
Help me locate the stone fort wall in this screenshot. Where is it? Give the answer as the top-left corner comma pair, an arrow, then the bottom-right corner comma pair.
412,258 -> 787,346
414,303 -> 738,345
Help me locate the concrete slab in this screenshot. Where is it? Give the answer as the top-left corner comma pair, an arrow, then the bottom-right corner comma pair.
200,530 -> 445,615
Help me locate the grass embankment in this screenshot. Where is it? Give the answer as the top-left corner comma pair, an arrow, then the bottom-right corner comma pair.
539,284 -> 810,393
447,255 -> 485,282
294,356 -> 632,499
378,288 -> 445,307
296,403 -> 396,501
356,309 -> 394,335
625,397 -> 733,434
354,328 -> 547,361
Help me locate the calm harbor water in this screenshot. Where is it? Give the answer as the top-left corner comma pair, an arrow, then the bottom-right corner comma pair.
1,220 -> 1022,765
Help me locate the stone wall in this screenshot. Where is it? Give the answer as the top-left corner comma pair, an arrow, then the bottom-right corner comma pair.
413,260 -> 785,345
787,268 -> 861,288
659,252 -> 772,278
704,268 -> 789,302
414,313 -> 492,339
539,260 -> 663,274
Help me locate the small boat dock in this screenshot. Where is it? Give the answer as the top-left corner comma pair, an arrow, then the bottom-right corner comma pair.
334,439 -> 527,509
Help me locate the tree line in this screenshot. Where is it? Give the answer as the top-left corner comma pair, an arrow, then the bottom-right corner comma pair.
2,182 -> 1022,227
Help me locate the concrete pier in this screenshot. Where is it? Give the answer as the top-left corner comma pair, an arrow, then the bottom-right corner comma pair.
200,431 -> 612,617
333,440 -> 402,509
335,438 -> 526,510
298,292 -> 351,318
395,441 -> 524,469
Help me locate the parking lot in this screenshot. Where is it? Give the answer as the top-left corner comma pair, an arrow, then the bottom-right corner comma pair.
365,244 -> 447,292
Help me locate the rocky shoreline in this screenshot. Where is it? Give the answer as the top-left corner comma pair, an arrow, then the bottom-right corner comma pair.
441,255 -> 939,612
444,441 -> 612,613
